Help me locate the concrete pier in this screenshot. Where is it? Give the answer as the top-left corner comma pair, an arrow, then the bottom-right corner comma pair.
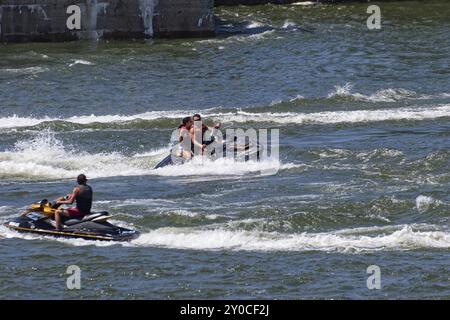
0,0 -> 386,42
0,0 -> 215,42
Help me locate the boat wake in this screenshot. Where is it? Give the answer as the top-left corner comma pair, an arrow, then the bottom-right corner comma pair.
131,224 -> 450,252
2,222 -> 449,253
0,132 -> 299,180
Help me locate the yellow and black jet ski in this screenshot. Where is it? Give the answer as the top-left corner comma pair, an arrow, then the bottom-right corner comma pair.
4,199 -> 139,242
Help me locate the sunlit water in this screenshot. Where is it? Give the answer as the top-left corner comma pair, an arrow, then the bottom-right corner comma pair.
0,1 -> 449,299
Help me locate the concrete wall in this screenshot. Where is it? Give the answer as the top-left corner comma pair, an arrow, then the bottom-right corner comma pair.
0,0 -> 214,42
155,0 -> 214,37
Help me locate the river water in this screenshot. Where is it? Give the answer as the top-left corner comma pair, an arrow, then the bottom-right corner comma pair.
0,1 -> 449,299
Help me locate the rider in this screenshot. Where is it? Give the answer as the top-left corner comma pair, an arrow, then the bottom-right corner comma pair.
178,116 -> 205,159
191,114 -> 221,150
54,174 -> 93,230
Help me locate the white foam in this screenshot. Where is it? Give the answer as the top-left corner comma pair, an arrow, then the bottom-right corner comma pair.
0,66 -> 48,75
68,59 -> 95,67
96,198 -> 177,207
131,224 -> 450,252
0,115 -> 56,129
328,84 -> 418,102
289,95 -> 304,102
0,132 -> 297,180
416,195 -> 441,212
153,157 -> 296,177
164,210 -> 199,217
3,220 -> 448,252
239,30 -> 275,42
0,132 -> 153,179
0,206 -> 12,215
157,209 -> 218,220
133,147 -> 170,158
246,21 -> 265,29
0,110 -> 192,129
197,30 -> 275,45
368,89 -> 418,102
216,105 -> 450,125
2,103 -> 448,130
65,110 -> 185,124
281,20 -> 297,29
95,198 -> 221,220
328,83 -> 354,98
291,1 -> 317,6
356,148 -> 403,162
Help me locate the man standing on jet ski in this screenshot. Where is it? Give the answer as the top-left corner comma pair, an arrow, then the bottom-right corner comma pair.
54,174 -> 93,230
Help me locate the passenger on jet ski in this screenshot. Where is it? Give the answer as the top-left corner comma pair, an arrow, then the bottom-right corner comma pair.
54,174 -> 93,230
191,113 -> 221,149
178,116 -> 206,159
154,115 -> 263,169
191,114 -> 250,153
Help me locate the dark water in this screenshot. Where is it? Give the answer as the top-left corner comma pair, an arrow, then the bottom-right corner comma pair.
0,1 -> 449,299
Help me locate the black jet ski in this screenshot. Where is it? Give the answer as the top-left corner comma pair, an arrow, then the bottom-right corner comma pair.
4,199 -> 139,242
154,134 -> 263,169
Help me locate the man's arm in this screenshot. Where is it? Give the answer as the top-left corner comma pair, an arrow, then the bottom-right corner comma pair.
57,187 -> 80,205
190,128 -> 205,149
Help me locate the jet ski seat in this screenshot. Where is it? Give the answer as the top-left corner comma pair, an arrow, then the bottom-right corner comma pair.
64,212 -> 110,226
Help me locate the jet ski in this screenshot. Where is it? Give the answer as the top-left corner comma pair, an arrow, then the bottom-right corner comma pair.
4,199 -> 139,242
154,134 -> 263,169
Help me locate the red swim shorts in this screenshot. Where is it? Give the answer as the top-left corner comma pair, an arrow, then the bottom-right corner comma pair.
66,207 -> 85,218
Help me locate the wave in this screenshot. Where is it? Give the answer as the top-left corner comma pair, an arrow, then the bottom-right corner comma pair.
0,132 -> 297,180
328,83 -> 419,102
0,110 -> 190,129
197,30 -> 276,45
95,199 -> 221,220
95,198 -> 178,208
0,115 -> 57,129
416,195 -> 442,213
235,30 -> 276,42
0,206 -> 12,215
281,20 -> 297,29
291,1 -> 317,6
131,224 -> 450,252
68,59 -> 95,67
217,105 -> 450,125
3,223 -> 447,252
154,209 -> 220,220
0,130 -> 445,181
1,104 -> 449,130
246,21 -> 265,29
153,158 -> 301,177
0,66 -> 49,75
0,132 -> 156,179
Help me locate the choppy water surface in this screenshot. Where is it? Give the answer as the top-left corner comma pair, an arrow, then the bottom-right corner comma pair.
0,1 -> 449,299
